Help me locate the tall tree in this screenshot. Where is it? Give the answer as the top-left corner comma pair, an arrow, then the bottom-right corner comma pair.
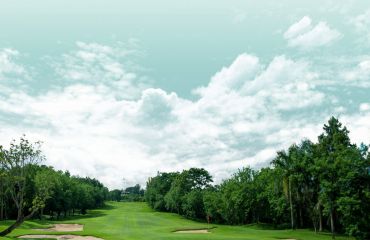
316,117 -> 352,239
273,145 -> 299,230
0,137 -> 51,236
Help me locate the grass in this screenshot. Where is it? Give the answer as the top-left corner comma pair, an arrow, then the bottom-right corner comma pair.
0,202 -> 354,240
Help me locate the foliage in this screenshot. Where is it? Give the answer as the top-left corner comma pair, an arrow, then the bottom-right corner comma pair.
0,137 -> 109,236
145,117 -> 370,239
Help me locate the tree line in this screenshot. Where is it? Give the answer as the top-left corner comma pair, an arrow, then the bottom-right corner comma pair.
109,184 -> 145,202
145,117 -> 370,239
0,137 -> 109,236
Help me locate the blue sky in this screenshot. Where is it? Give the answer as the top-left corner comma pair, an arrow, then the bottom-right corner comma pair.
0,0 -> 370,188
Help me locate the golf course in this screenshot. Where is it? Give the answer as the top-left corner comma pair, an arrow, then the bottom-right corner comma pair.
0,202 -> 353,240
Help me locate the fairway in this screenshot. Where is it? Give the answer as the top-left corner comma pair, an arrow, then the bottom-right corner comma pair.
0,202 -> 353,240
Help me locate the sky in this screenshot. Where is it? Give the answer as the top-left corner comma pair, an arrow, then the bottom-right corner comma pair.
0,0 -> 370,189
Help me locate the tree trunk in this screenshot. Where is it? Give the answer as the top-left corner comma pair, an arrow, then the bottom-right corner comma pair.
289,179 -> 294,230
0,217 -> 24,236
330,209 -> 335,239
313,217 -> 317,234
40,208 -> 44,220
299,208 -> 303,228
0,209 -> 37,236
296,191 -> 303,228
319,207 -> 323,232
0,182 -> 3,221
0,197 -> 3,221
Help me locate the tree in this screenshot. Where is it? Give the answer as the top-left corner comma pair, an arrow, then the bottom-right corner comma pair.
273,146 -> 298,230
122,184 -> 145,202
316,117 -> 353,239
182,189 -> 205,219
145,116 -> 370,238
146,172 -> 179,211
0,166 -> 5,220
336,143 -> 370,239
164,168 -> 212,214
220,167 -> 257,224
203,187 -> 224,223
109,189 -> 122,202
0,137 -> 50,236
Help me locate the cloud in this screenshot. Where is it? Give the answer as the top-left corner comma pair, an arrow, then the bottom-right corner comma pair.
341,58 -> 370,87
351,9 -> 370,44
52,41 -> 148,100
284,16 -> 341,49
0,48 -> 27,81
0,44 -> 369,189
341,110 -> 370,145
284,16 -> 312,39
359,103 -> 370,112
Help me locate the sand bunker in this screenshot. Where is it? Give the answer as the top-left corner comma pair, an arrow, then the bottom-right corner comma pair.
18,235 -> 102,240
174,229 -> 210,234
35,224 -> 84,232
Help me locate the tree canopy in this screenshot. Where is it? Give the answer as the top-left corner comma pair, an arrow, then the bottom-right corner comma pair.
146,117 -> 370,239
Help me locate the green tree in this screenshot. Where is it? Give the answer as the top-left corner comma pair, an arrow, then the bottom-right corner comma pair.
336,143 -> 370,239
146,172 -> 179,211
316,117 -> 353,238
203,187 -> 223,223
109,189 -> 122,202
182,189 -> 205,219
272,145 -> 299,230
0,137 -> 50,236
165,168 -> 212,214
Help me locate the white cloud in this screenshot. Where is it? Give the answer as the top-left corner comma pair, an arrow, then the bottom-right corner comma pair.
359,103 -> 370,112
341,59 -> 370,87
0,48 -> 26,80
284,16 -> 312,39
53,41 -> 148,100
351,9 -> 370,44
284,16 -> 341,49
0,45 -> 368,189
341,111 -> 370,145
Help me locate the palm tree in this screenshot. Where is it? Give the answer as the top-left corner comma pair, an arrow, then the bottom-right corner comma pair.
273,145 -> 298,230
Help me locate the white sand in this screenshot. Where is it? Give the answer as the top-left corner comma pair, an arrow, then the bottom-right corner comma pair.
35,224 -> 84,232
174,229 -> 210,234
18,235 -> 102,240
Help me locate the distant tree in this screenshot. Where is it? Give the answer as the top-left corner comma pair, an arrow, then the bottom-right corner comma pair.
109,189 -> 122,202
122,184 -> 145,202
165,168 -> 212,214
146,172 -> 179,211
219,167 -> 257,224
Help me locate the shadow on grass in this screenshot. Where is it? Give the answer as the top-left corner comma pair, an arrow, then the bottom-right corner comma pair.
0,203 -> 117,230
44,202 -> 117,222
242,223 -> 278,230
0,220 -> 48,230
172,226 -> 217,232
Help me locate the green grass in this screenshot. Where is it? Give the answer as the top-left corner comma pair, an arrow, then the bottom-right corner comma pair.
0,202 -> 353,240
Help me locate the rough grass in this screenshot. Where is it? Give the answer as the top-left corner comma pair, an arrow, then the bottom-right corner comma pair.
0,202 -> 354,240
